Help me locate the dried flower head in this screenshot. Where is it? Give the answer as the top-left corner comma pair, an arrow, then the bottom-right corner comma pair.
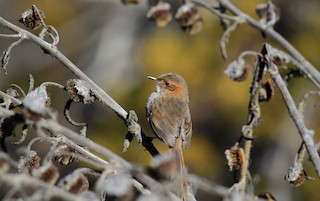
175,3 -> 203,35
18,150 -> 41,174
224,58 -> 250,82
19,5 -> 45,30
259,79 -> 274,102
54,144 -> 76,166
286,170 -> 307,187
58,172 -> 89,194
66,79 -> 95,104
268,48 -> 291,67
285,164 -> 309,187
23,85 -> 51,120
5,87 -> 21,108
256,1 -> 280,26
104,173 -> 133,198
225,145 -> 245,171
147,2 -> 172,27
32,162 -> 59,184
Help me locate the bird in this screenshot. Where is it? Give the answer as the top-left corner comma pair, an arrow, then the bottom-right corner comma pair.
146,73 -> 192,201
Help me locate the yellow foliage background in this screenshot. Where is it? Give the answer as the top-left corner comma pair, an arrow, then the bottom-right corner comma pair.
1,0 -> 320,200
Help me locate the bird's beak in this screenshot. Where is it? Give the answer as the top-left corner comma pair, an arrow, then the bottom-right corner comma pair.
147,76 -> 156,81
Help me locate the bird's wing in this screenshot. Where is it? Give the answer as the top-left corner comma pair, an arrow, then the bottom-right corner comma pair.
181,107 -> 192,149
147,97 -> 191,148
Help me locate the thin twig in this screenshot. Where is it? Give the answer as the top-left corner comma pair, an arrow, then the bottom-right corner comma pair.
0,173 -> 85,201
220,20 -> 241,59
62,136 -> 110,167
188,174 -> 266,201
0,33 -> 21,38
237,49 -> 265,191
0,91 -> 23,105
36,119 -> 132,170
192,0 -> 239,21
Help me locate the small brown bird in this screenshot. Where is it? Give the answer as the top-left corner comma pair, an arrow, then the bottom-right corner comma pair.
146,73 -> 192,201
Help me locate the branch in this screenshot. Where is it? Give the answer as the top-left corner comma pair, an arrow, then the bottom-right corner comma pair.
36,119 -> 133,170
235,48 -> 265,191
0,16 -> 159,157
265,44 -> 320,177
216,0 -> 320,87
0,17 -> 127,119
1,173 -> 86,201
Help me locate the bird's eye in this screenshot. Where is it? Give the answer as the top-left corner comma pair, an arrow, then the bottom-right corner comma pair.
164,81 -> 170,86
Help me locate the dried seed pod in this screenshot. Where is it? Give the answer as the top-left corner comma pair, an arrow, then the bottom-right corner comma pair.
225,145 -> 245,171
284,164 -> 310,187
54,144 -> 76,166
66,79 -> 95,104
175,3 -> 203,35
104,173 -> 134,201
32,162 -> 59,184
285,169 -> 307,187
268,48 -> 291,67
259,79 -> 274,102
224,58 -> 250,82
291,170 -> 307,187
23,85 -> 51,120
5,87 -> 21,109
18,150 -> 41,174
19,5 -> 45,30
58,172 -> 89,194
256,1 -> 280,26
180,19 -> 203,35
272,54 -> 290,67
147,2 -> 172,27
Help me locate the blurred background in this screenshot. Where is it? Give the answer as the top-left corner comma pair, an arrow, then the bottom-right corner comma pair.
1,0 -> 320,200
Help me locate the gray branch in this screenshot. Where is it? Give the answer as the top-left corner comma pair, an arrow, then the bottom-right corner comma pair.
266,45 -> 320,177
216,0 -> 320,87
0,17 -> 128,120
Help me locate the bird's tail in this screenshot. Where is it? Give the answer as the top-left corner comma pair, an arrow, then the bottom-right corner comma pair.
170,139 -> 189,201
